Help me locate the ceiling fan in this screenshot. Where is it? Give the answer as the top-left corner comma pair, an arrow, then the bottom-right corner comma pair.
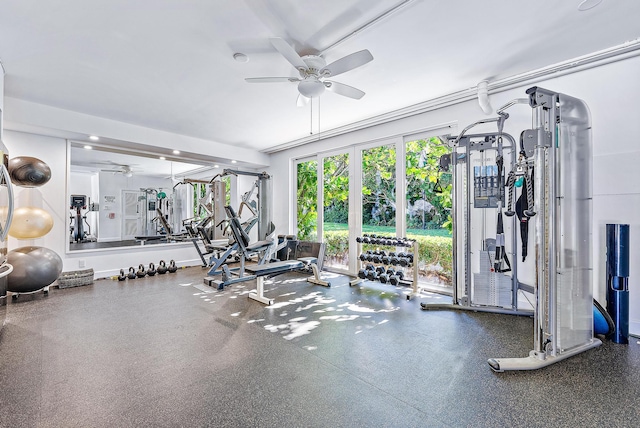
100,163 -> 137,177
246,38 -> 373,106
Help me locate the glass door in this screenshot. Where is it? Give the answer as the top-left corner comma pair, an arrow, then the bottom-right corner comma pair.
294,158 -> 318,241
321,151 -> 350,272
361,143 -> 397,235
404,136 -> 453,292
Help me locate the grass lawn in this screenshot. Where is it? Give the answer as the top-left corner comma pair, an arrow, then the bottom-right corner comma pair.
323,222 -> 452,238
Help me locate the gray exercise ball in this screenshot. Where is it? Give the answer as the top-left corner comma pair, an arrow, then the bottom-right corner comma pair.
7,246 -> 63,293
8,156 -> 52,187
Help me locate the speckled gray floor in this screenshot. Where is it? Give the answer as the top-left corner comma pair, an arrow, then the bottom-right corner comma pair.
1,267 -> 639,427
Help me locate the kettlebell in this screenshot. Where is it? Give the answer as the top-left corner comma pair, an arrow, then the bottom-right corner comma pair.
136,264 -> 146,278
127,267 -> 137,279
147,262 -> 156,276
157,260 -> 168,274
117,269 -> 126,281
168,259 -> 178,273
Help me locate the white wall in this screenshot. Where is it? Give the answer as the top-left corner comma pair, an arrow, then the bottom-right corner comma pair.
5,97 -> 270,168
268,54 -> 640,335
4,130 -> 203,278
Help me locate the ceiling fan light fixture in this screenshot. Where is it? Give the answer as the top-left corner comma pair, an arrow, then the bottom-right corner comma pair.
578,0 -> 603,11
298,78 -> 325,98
233,52 -> 249,63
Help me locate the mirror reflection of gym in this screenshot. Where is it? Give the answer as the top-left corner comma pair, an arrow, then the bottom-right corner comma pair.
68,143 -> 216,251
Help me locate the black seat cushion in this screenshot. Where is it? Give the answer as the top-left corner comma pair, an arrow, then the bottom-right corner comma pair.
246,240 -> 273,252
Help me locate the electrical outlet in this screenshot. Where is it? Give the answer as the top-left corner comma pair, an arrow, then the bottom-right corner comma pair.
79,260 -> 86,268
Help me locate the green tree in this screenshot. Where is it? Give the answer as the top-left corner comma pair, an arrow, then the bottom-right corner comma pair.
361,145 -> 396,226
405,137 -> 452,231
296,160 -> 318,240
323,153 -> 349,224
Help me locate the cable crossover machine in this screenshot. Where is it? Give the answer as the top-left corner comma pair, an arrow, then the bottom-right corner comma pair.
423,86 -> 601,371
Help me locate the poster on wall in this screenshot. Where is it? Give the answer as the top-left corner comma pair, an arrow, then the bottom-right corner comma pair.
103,195 -> 115,211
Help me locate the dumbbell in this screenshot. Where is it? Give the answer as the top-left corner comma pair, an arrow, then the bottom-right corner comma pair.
362,236 -> 371,244
366,269 -> 378,281
389,275 -> 400,286
379,273 -> 389,284
399,257 -> 409,267
356,236 -> 363,243
407,253 -> 414,264
376,266 -> 386,275
371,254 -> 381,263
386,268 -> 396,277
381,255 -> 390,265
359,253 -> 367,261
396,271 -> 405,280
390,256 -> 399,266
358,269 -> 367,279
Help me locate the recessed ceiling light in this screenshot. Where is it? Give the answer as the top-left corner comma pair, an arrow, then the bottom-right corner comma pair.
214,164 -> 220,168
89,135 -> 99,141
578,0 -> 603,11
231,160 -> 237,164
159,156 -> 166,160
84,145 -> 93,150
172,150 -> 180,155
233,53 -> 249,63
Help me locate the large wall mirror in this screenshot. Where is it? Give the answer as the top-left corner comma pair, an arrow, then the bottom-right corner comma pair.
67,141 -> 221,252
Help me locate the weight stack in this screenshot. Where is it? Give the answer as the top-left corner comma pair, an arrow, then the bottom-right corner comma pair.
606,224 -> 630,344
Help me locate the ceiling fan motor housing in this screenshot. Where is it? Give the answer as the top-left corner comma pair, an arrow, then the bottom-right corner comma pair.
297,55 -> 328,98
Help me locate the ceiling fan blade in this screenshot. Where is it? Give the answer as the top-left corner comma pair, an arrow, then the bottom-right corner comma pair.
296,94 -> 310,107
269,38 -> 307,70
321,49 -> 373,78
245,77 -> 300,83
324,81 -> 365,100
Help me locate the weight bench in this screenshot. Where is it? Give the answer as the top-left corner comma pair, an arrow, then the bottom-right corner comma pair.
244,256 -> 330,305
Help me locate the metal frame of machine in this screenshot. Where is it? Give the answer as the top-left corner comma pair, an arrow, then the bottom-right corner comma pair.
424,86 -> 601,371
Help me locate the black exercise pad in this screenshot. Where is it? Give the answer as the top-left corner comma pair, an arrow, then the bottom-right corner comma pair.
245,260 -> 303,276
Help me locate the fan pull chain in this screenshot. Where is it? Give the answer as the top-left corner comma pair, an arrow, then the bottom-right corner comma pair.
310,98 -> 313,135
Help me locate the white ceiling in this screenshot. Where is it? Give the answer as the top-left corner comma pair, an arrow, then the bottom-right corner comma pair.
1,0 -> 640,156
69,144 -> 214,178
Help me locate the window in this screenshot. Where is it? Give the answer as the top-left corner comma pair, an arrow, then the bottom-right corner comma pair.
295,159 -> 318,241
322,152 -> 349,270
361,144 -> 396,233
405,137 -> 452,288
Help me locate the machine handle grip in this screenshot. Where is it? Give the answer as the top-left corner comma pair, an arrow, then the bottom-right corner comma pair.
0,163 -> 15,242
0,262 -> 13,278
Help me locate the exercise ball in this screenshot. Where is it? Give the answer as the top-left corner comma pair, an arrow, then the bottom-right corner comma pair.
8,206 -> 54,239
8,156 -> 52,187
7,246 -> 63,293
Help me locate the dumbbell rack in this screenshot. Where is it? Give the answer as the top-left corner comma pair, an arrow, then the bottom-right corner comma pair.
351,236 -> 420,300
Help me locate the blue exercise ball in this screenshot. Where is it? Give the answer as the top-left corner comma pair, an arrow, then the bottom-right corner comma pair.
7,246 -> 63,293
